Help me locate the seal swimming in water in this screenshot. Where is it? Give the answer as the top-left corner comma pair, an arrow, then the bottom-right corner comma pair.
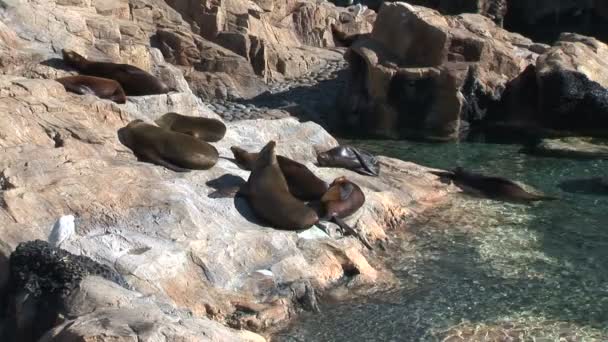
55,75 -> 126,103
431,167 -> 557,203
155,112 -> 226,142
62,49 -> 170,96
317,146 -> 380,176
118,119 -> 218,172
230,146 -> 328,201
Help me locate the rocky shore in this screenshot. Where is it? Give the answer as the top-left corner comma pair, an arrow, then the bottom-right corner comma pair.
1,0 -> 607,341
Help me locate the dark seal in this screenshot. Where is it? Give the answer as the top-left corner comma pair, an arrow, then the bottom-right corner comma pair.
155,112 -> 226,142
118,119 -> 218,172
243,141 -> 319,230
231,146 -> 328,201
431,167 -> 558,203
55,75 -> 126,104
317,146 -> 380,176
62,49 -> 170,96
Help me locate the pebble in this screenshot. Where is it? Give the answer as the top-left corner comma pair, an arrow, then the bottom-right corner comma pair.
209,59 -> 348,122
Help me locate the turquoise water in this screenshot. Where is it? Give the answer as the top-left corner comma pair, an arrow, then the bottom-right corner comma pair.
277,140 -> 608,341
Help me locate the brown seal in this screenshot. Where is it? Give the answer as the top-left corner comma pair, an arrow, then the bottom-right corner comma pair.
118,119 -> 218,172
243,141 -> 319,230
431,167 -> 558,203
55,75 -> 126,104
62,49 -> 170,96
155,112 -> 226,142
321,176 -> 365,219
231,146 -> 328,201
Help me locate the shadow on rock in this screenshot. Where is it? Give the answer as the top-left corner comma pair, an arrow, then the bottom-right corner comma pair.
558,178 -> 608,195
233,72 -> 348,125
205,174 -> 272,228
40,58 -> 74,73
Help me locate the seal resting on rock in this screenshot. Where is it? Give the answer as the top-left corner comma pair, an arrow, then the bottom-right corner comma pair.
231,146 -> 328,200
242,141 -> 319,230
118,119 -> 218,172
321,176 -> 372,249
155,112 -> 226,142
213,142 -> 372,249
431,167 -> 557,203
61,49 -> 170,96
317,145 -> 380,176
55,75 -> 126,103
321,176 -> 365,219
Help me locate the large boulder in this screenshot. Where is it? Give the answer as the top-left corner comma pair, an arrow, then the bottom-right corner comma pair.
334,2 -> 538,141
491,33 -> 608,137
403,0 -> 508,26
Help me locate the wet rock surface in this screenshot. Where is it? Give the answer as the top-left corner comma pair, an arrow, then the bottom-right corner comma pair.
522,137 -> 608,159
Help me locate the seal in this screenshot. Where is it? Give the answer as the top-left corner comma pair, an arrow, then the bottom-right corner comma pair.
55,75 -> 127,103
212,142 -> 373,249
155,112 -> 226,142
62,49 -> 170,96
431,167 -> 558,203
243,141 -> 320,230
320,176 -> 372,249
321,176 -> 365,219
317,145 -> 380,176
117,119 -> 218,172
231,146 -> 328,201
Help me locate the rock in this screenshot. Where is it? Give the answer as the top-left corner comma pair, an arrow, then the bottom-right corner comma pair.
164,0 -> 375,82
335,2 -> 538,140
405,0 -> 508,26
0,69 -> 450,339
42,277 -> 265,342
491,33 -> 608,136
522,137 -> 608,159
0,0 -> 268,99
2,240 -> 129,342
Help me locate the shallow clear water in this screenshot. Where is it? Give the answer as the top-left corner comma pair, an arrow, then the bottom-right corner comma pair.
277,140 -> 608,341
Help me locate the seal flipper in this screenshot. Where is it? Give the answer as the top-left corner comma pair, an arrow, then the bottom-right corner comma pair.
339,182 -> 354,201
208,183 -> 248,199
137,150 -> 191,172
352,147 -> 379,176
331,216 -> 373,250
61,83 -> 95,95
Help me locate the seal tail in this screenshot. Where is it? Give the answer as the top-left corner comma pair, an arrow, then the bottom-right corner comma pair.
331,216 -> 373,250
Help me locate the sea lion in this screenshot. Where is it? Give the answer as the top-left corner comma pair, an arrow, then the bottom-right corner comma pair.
320,176 -> 371,249
243,141 -> 319,230
321,176 -> 365,219
62,49 -> 170,96
431,167 -> 557,203
317,146 -> 380,176
155,112 -> 226,142
55,75 -> 126,103
118,119 -> 218,172
210,142 -> 372,249
231,146 -> 328,201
